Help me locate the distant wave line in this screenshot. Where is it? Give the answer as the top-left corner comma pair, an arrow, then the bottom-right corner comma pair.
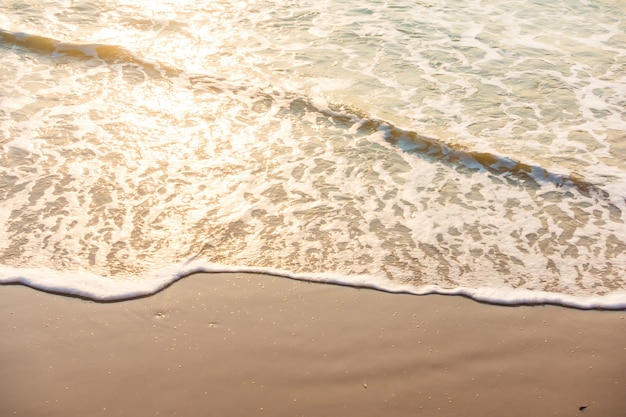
1,28 -> 612,201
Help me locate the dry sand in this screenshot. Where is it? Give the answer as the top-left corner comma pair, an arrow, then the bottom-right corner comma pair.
1,272 -> 625,417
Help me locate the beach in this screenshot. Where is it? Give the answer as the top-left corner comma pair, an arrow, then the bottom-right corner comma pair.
1,272 -> 624,417
2,1 -> 626,415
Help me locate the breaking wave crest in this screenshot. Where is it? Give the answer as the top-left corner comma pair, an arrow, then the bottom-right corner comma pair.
0,28 -> 180,77
299,100 -> 614,201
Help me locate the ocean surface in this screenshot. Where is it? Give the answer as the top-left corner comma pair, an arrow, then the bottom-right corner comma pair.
1,0 -> 625,308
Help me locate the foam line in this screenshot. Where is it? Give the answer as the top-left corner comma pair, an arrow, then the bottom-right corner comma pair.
1,261 -> 625,309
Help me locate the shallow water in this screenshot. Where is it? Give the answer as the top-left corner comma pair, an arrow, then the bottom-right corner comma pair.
0,0 -> 625,307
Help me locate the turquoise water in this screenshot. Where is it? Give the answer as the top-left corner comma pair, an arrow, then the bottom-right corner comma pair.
0,0 -> 625,307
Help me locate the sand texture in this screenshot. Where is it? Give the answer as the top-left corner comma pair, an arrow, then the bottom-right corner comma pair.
1,272 -> 625,416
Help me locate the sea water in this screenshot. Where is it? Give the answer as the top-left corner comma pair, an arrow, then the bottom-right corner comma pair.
0,0 -> 625,308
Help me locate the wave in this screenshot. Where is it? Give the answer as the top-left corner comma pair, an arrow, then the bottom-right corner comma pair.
1,28 -> 614,200
2,29 -> 624,309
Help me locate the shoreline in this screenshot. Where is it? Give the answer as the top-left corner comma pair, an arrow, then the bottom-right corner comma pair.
1,272 -> 625,416
3,263 -> 625,309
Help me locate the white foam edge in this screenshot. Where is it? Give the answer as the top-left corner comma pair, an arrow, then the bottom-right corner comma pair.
1,260 -> 625,310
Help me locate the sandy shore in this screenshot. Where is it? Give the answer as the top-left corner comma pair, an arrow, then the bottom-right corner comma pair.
1,272 -> 624,416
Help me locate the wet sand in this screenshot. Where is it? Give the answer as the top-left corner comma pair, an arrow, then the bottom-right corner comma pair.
1,272 -> 625,417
